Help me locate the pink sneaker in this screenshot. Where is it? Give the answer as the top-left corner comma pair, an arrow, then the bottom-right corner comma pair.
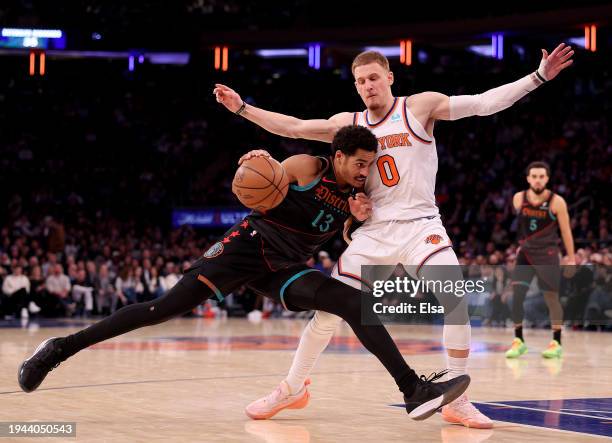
245,379 -> 311,420
441,394 -> 493,429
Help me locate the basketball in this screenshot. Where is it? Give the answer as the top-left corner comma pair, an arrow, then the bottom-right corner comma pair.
232,155 -> 289,211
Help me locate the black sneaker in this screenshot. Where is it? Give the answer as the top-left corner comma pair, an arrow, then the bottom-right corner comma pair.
18,337 -> 65,393
404,370 -> 470,420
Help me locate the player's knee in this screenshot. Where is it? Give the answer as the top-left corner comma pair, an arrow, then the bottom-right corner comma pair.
310,311 -> 342,335
314,278 -> 362,321
147,276 -> 214,322
443,324 -> 471,350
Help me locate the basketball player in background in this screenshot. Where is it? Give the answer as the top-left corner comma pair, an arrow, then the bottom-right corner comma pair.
506,161 -> 575,359
19,126 -> 471,423
215,42 -> 574,428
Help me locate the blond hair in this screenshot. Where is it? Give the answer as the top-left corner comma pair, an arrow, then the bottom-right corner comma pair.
351,51 -> 390,75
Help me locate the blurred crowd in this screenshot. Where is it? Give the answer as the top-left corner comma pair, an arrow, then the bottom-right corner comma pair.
0,42 -> 609,326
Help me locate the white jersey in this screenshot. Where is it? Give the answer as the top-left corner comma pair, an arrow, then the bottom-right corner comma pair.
354,96 -> 439,223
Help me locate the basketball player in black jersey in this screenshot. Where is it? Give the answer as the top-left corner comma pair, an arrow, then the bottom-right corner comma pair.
506,161 -> 576,359
18,125 -> 469,422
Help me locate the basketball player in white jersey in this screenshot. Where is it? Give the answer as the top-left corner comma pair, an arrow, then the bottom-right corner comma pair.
214,42 -> 574,428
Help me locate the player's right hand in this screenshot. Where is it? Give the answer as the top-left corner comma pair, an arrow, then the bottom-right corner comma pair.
348,192 -> 373,221
561,255 -> 578,278
213,83 -> 243,113
239,149 -> 271,165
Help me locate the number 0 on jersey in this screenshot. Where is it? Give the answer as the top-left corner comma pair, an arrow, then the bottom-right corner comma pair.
377,155 -> 400,187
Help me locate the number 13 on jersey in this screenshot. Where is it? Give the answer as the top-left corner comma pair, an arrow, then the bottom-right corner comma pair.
377,155 -> 400,187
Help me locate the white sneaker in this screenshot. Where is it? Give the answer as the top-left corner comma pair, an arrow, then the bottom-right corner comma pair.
441,394 -> 493,429
245,379 -> 311,420
28,302 -> 41,314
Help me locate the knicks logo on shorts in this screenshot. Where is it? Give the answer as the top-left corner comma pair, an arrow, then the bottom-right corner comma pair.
203,242 -> 224,259
425,234 -> 443,245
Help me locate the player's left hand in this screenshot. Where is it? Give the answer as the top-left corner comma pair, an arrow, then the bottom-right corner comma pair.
239,149 -> 271,165
213,84 -> 243,113
538,43 -> 574,81
349,192 -> 372,221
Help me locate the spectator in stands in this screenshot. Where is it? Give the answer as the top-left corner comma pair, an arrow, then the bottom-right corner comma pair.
133,267 -> 146,302
95,264 -> 116,315
145,266 -> 164,300
1,265 -> 35,319
115,266 -> 136,307
29,265 -> 48,316
72,269 -> 95,317
161,262 -> 179,291
45,264 -> 74,317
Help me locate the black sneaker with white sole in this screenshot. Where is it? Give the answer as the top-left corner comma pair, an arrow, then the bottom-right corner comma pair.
18,337 -> 65,393
404,370 -> 470,420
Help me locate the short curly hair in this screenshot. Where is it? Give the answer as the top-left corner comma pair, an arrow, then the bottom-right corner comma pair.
331,125 -> 378,156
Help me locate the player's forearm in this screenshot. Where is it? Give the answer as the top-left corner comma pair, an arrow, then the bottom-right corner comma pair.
240,103 -> 337,142
560,228 -> 575,260
240,103 -> 304,138
449,72 -> 544,120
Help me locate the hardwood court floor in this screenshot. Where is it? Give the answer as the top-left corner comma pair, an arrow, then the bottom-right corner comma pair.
1,317 -> 611,442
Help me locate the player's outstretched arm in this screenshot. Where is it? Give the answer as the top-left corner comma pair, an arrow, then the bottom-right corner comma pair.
416,43 -> 574,122
552,195 -> 576,265
214,83 -> 353,143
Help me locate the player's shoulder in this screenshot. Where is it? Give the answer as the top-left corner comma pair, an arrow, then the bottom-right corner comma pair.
282,154 -> 324,176
283,153 -> 320,166
550,192 -> 567,207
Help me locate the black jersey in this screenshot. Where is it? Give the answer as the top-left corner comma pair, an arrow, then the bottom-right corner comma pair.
248,156 -> 352,263
517,190 -> 560,251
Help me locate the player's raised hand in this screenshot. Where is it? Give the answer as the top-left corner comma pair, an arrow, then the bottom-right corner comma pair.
239,149 -> 271,165
538,43 -> 574,81
348,192 -> 372,221
213,83 -> 243,113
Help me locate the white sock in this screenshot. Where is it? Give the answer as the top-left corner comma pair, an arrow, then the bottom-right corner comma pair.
446,355 -> 468,381
284,311 -> 341,394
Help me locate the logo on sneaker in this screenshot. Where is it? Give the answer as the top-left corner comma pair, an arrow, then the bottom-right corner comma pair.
425,234 -> 443,245
203,242 -> 224,259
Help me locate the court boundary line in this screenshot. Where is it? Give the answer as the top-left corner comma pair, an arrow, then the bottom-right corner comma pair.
483,420 -> 612,440
477,400 -> 612,420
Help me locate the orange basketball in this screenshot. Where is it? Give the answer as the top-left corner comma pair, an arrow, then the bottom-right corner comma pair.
232,156 -> 289,211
